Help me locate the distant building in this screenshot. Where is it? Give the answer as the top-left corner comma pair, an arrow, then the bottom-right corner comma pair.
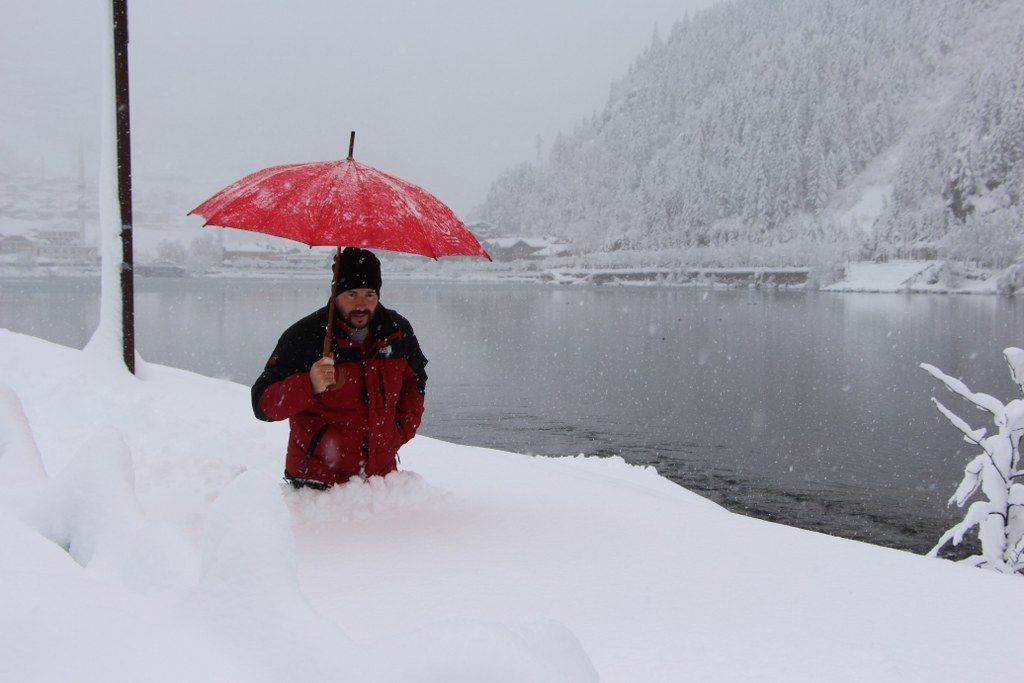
531,243 -> 574,258
482,235 -> 572,261
0,235 -> 38,257
34,226 -> 81,245
222,248 -> 284,263
31,224 -> 98,263
465,220 -> 501,241
218,247 -> 334,271
35,243 -> 99,262
284,252 -> 333,268
137,260 -> 187,277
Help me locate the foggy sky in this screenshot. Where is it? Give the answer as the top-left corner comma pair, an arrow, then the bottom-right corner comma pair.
1,0 -> 719,215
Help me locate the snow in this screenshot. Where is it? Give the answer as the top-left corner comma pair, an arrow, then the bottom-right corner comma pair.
84,0 -> 129,367
0,383 -> 46,483
837,183 -> 893,234
2,328 -> 1023,680
1005,347 -> 1024,392
824,260 -> 937,293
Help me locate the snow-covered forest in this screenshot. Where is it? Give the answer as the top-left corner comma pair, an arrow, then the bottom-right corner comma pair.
478,0 -> 1024,267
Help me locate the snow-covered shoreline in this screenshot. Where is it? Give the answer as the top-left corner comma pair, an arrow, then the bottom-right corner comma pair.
1,259 -> 1018,294
1,329 -> 1021,681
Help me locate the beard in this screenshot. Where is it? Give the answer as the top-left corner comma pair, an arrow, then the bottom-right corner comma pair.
342,308 -> 372,329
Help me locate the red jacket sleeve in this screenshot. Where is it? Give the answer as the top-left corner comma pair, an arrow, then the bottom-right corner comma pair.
258,372 -> 317,421
395,362 -> 425,444
252,318 -> 322,422
394,320 -> 427,444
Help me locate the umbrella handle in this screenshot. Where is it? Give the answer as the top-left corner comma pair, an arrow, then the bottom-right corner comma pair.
323,246 -> 342,358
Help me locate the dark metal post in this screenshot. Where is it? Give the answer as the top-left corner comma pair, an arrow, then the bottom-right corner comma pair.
347,131 -> 355,160
113,0 -> 135,373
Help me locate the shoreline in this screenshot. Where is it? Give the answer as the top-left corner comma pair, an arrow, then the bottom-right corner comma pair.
0,259 -> 1015,295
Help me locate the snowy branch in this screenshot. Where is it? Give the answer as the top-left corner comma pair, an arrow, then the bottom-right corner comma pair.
929,398 -> 1006,486
919,364 -> 1005,417
947,454 -> 984,507
1011,535 -> 1024,566
1004,348 -> 1024,396
930,398 -> 986,445
923,353 -> 1023,575
929,500 -> 993,555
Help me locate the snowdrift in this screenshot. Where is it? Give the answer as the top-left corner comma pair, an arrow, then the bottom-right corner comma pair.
1,329 -> 1020,681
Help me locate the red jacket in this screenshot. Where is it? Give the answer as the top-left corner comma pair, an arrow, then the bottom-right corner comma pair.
252,305 -> 427,485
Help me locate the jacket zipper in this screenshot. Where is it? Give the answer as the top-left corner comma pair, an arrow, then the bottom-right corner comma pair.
300,424 -> 330,475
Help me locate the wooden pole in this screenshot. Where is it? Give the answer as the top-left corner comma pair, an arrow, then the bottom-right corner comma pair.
113,0 -> 135,373
323,246 -> 342,358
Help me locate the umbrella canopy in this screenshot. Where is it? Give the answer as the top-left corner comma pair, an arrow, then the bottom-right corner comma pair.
189,157 -> 489,260
188,133 -> 489,359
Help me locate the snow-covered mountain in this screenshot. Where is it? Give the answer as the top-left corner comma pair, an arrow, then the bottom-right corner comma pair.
478,0 -> 1024,266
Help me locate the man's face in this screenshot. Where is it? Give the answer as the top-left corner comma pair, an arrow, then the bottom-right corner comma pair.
335,288 -> 379,329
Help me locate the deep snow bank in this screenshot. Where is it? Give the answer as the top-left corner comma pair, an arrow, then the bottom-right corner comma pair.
1,328 -> 1021,682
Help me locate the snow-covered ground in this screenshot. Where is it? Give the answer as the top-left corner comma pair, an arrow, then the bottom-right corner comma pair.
823,260 -> 937,292
1,329 -> 1022,681
823,260 -> 1005,294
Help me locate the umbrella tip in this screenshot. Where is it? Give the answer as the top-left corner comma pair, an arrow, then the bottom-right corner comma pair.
347,131 -> 355,161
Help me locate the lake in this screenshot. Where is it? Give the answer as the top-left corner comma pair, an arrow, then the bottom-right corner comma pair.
3,274 -> 1021,554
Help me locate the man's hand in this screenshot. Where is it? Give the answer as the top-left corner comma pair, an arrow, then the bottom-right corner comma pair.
310,356 -> 345,395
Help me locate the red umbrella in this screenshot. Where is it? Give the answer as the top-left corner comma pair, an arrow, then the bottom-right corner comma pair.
189,132 -> 490,355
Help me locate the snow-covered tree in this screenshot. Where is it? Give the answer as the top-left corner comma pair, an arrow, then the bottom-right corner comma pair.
187,233 -> 224,271
156,239 -> 187,264
478,0 -> 1022,266
921,348 -> 1024,575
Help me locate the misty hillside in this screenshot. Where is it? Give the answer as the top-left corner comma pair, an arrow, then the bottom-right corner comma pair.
478,0 -> 1024,267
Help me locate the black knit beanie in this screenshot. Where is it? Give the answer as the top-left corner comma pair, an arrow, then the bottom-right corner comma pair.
335,247 -> 382,293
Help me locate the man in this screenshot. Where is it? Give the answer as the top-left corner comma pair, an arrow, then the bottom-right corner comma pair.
252,248 -> 427,489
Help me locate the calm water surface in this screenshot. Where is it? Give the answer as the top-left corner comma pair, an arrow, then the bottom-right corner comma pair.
3,275 -> 1021,553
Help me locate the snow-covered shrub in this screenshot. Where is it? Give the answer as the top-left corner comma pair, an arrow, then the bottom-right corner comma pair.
155,239 -> 187,265
187,233 -> 224,272
921,261 -> 963,288
921,348 -> 1024,574
942,208 -> 1024,269
995,263 -> 1024,295
803,243 -> 853,289
937,261 -> 964,289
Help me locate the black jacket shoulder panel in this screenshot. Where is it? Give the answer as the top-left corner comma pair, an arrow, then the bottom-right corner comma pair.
280,307 -> 330,349
251,306 -> 329,421
383,307 -> 428,395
